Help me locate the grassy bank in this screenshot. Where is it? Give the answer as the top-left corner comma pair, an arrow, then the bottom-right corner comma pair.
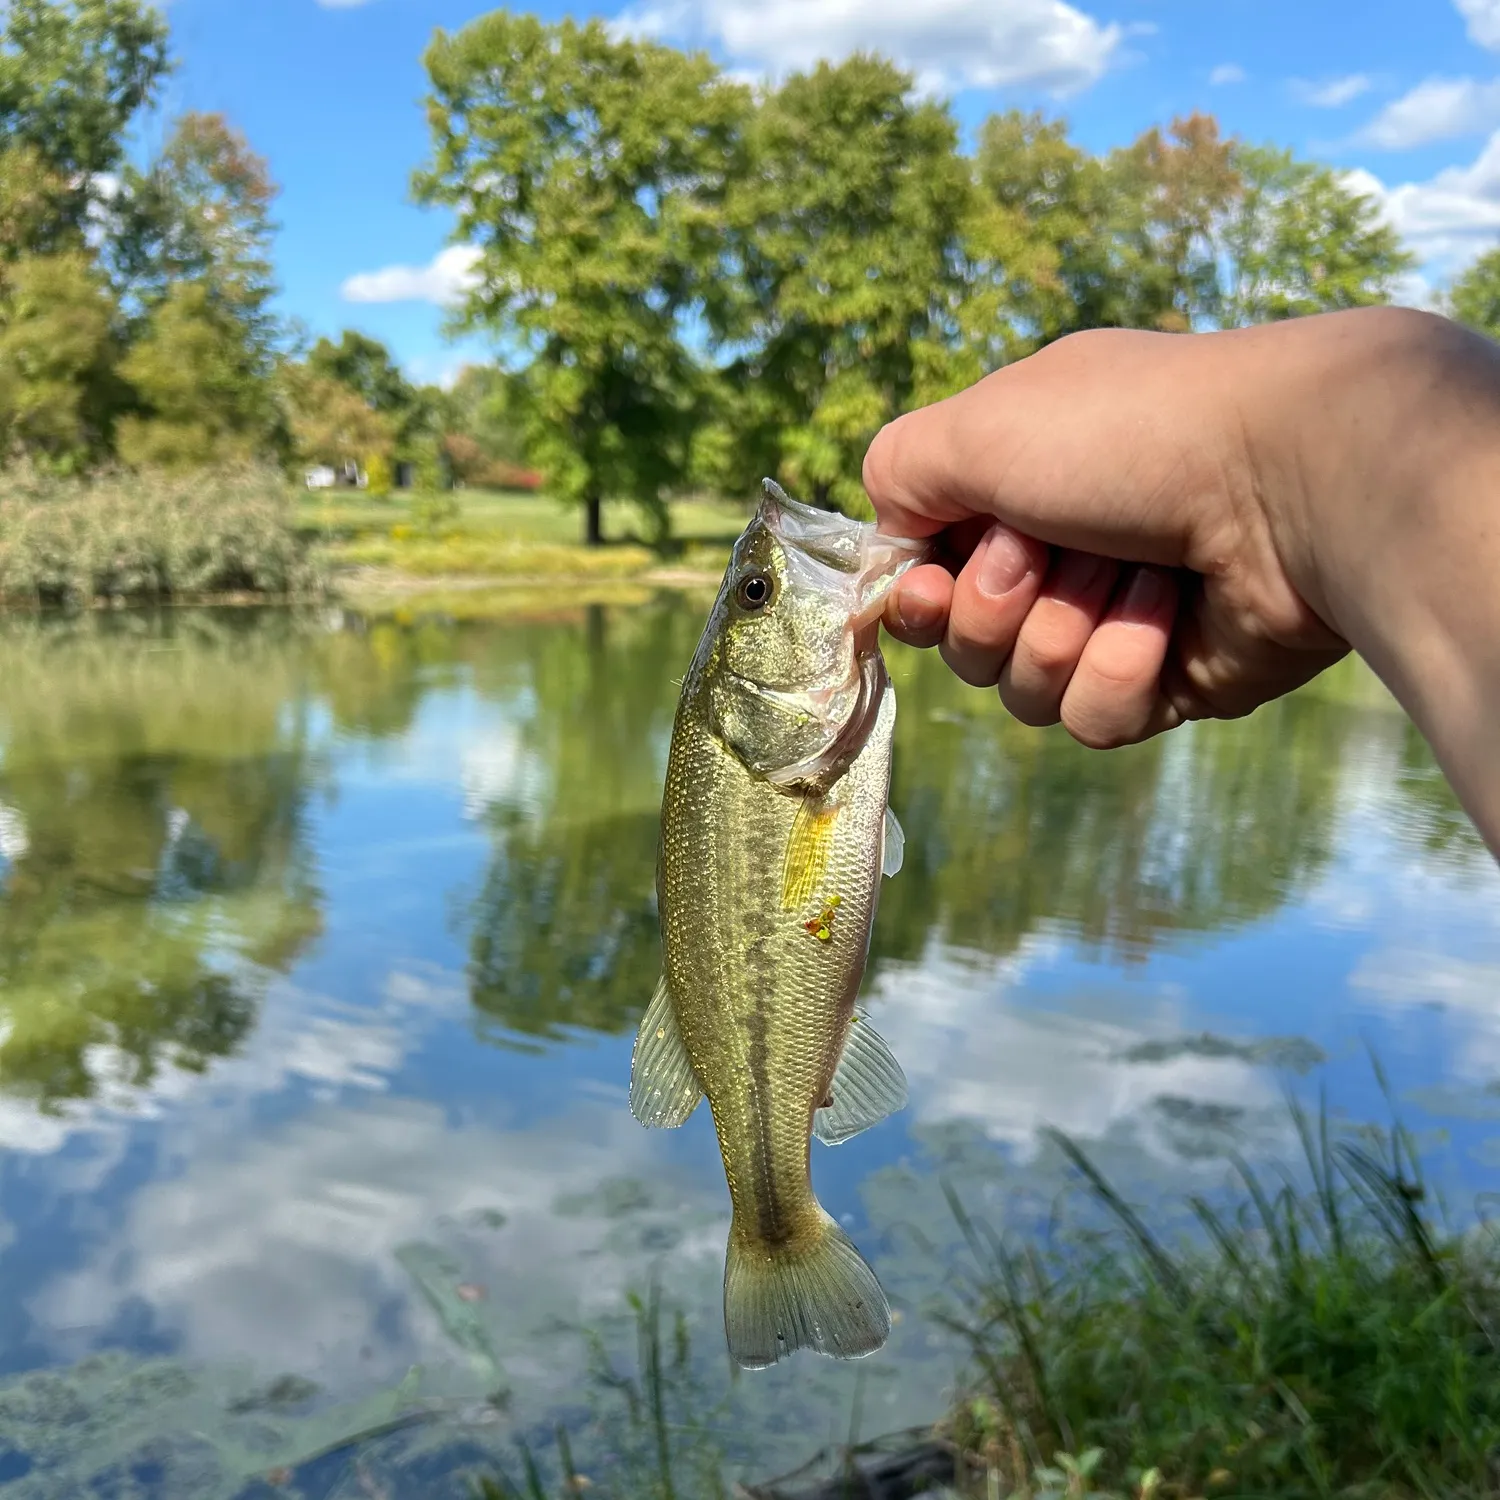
305,488 -> 746,597
937,1088 -> 1500,1499
0,467 -> 320,607
473,1081 -> 1500,1500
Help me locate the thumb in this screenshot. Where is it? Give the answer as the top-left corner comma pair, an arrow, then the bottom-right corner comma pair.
863,330 -> 1224,570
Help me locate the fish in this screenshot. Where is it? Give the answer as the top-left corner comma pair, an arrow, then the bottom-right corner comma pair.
630,478 -> 926,1370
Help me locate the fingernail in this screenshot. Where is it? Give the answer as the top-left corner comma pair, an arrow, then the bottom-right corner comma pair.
976,525 -> 1031,599
1121,567 -> 1167,622
897,589 -> 943,634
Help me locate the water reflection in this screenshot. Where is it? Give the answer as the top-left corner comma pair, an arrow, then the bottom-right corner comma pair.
0,600 -> 1492,1498
0,614 -> 325,1117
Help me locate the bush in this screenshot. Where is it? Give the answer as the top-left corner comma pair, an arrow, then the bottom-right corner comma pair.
0,464 -> 322,606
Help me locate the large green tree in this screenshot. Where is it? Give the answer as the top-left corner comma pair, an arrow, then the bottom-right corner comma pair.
705,55 -> 974,514
116,280 -> 280,469
112,114 -> 284,468
964,111 -> 1120,360
0,250 -> 123,468
415,12 -> 747,544
112,112 -> 279,339
1218,146 -> 1412,325
969,110 -> 1410,350
0,0 -> 171,235
1443,246 -> 1500,341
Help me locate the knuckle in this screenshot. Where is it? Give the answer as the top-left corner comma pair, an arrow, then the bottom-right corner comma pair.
939,639 -> 1002,689
1015,626 -> 1080,680
998,681 -> 1058,727
1063,706 -> 1136,751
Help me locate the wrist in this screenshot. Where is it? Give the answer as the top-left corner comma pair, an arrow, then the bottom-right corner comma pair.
1247,306 -> 1500,853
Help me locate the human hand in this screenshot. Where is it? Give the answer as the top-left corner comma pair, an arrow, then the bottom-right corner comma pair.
862,322 -> 1357,749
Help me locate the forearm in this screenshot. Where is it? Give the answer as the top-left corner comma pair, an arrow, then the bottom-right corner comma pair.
1251,308 -> 1500,857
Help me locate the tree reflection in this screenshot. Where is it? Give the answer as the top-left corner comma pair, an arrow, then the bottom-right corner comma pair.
0,594 -> 1467,1103
0,611 -> 325,1108
464,603 -> 698,1042
458,603 -> 1397,1046
875,648 -> 1360,966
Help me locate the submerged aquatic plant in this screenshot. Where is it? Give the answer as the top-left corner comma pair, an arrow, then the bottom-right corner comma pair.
475,1279 -> 733,1500
941,1066 -> 1500,1499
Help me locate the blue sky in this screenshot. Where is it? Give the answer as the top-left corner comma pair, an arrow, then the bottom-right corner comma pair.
153,0 -> 1500,384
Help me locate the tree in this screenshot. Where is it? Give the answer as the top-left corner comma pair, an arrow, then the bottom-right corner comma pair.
306,329 -> 414,416
0,0 -> 171,235
1218,146 -> 1413,326
0,144 -> 80,269
1105,113 -> 1241,333
1442,246 -> 1500,342
964,110 -> 1120,361
0,250 -> 122,468
283,364 -> 396,475
441,363 -> 531,486
415,12 -> 748,544
116,280 -> 280,469
111,112 -> 279,346
708,55 -> 974,513
111,114 -> 283,469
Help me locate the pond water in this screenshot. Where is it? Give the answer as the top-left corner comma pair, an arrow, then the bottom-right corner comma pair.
0,598 -> 1495,1498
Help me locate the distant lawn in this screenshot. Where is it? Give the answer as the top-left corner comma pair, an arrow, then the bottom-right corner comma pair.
297,487 -> 752,548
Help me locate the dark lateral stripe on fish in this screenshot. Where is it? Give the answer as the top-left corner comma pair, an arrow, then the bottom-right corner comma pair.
744,1001 -> 788,1246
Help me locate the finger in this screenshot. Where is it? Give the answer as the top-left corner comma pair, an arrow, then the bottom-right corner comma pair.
882,564 -> 955,649
997,549 -> 1120,726
1059,567 -> 1182,749
939,524 -> 1051,687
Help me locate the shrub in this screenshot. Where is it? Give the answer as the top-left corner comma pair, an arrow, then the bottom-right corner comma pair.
0,464 -> 322,606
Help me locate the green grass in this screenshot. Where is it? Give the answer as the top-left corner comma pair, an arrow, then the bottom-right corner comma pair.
302,487 -> 749,585
942,1067 -> 1500,1499
468,1070 -> 1500,1500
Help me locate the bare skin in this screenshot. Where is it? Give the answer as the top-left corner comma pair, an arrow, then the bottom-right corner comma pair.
862,306 -> 1500,859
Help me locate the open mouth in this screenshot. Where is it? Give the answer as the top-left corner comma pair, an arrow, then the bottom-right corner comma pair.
758,479 -> 928,627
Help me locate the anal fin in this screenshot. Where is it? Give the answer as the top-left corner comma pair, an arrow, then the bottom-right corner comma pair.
814,1014 -> 908,1145
629,975 -> 702,1128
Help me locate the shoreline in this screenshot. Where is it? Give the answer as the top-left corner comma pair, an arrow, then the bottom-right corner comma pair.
0,563 -> 726,617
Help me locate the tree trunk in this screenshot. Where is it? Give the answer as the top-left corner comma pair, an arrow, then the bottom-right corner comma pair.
584,491 -> 603,546
812,481 -> 833,511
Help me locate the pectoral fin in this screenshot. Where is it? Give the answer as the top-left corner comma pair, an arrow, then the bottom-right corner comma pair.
782,794 -> 842,911
881,806 -> 905,879
814,1014 -> 908,1145
630,975 -> 702,1128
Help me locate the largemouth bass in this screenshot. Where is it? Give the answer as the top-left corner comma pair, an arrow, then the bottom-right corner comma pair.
630,479 -> 925,1369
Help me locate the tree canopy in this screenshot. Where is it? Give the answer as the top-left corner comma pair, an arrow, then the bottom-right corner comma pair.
0,0 -> 1449,509
415,13 -> 1421,534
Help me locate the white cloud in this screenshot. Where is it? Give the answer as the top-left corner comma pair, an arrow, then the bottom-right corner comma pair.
1290,73 -> 1372,108
1209,64 -> 1245,86
868,938 -> 1289,1163
611,0 -> 1123,97
1359,76 -> 1500,149
1457,0 -> 1500,52
1347,134 -> 1500,275
341,245 -> 482,306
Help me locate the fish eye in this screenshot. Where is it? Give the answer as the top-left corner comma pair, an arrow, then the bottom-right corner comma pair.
735,572 -> 774,612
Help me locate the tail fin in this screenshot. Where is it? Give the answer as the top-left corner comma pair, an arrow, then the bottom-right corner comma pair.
723,1212 -> 890,1369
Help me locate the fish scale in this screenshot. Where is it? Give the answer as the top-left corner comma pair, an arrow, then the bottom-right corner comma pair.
629,480 -> 923,1370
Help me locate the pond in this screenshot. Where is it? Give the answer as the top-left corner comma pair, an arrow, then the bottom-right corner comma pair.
0,598 -> 1494,1498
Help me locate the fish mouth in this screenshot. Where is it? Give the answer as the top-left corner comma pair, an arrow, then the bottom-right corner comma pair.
758,479 -> 927,627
